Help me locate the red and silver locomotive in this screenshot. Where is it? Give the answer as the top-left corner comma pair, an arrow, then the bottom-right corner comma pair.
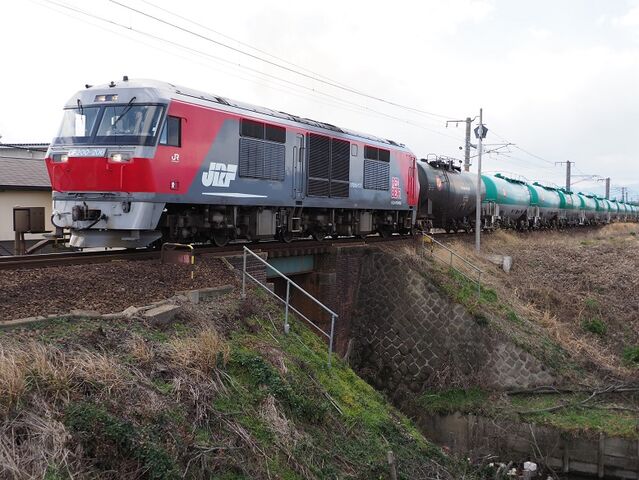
46,78 -> 418,248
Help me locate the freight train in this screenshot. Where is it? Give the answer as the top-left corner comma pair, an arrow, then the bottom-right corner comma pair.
44,78 -> 636,248
417,158 -> 638,232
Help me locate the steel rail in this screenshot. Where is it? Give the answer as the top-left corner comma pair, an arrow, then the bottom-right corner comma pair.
0,234 -> 413,270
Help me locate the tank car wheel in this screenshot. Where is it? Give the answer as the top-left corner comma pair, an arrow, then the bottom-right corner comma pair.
212,230 -> 230,247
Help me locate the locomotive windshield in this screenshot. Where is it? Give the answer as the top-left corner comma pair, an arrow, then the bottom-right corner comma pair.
53,104 -> 165,146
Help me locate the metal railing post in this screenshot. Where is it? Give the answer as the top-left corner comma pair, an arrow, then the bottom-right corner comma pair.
477,271 -> 482,298
450,250 -> 453,267
241,247 -> 247,298
284,280 -> 290,334
328,314 -> 336,368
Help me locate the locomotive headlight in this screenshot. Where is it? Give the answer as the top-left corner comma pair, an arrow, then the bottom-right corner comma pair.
109,153 -> 132,163
52,154 -> 68,163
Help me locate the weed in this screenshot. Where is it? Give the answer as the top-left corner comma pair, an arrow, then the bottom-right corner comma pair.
152,378 -> 173,395
584,297 -> 600,311
481,287 -> 498,304
506,309 -> 522,324
65,402 -> 178,479
622,346 -> 639,365
229,349 -> 325,423
582,317 -> 606,336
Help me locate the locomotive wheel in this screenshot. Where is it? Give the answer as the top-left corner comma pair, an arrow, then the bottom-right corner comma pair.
312,230 -> 326,241
378,227 -> 391,238
278,230 -> 294,243
212,230 -> 229,247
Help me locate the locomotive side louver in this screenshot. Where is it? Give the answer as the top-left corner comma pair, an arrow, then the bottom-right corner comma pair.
364,159 -> 390,190
308,134 -> 331,197
239,138 -> 285,181
308,133 -> 350,198
330,138 -> 350,198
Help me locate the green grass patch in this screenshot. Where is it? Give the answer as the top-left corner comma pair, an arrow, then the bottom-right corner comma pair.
584,297 -> 600,311
623,346 -> 639,365
582,317 -> 607,335
506,309 -> 522,324
418,388 -> 488,414
442,269 -> 497,306
512,395 -> 638,438
152,378 -> 173,395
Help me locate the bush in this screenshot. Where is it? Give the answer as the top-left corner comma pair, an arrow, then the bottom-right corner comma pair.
582,317 -> 606,336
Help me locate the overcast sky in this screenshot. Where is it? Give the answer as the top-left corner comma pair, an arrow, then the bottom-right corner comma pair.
2,0 -> 638,199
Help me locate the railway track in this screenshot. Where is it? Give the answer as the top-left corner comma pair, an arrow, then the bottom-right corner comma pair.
0,234 -> 413,271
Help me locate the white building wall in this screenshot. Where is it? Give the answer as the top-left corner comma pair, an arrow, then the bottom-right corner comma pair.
0,190 -> 53,241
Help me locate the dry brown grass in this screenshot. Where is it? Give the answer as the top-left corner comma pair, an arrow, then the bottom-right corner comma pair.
430,223 -> 639,379
258,394 -> 302,449
167,328 -> 230,374
126,333 -> 155,363
0,345 -> 28,412
0,341 -> 131,412
0,407 -> 80,480
69,349 -> 127,393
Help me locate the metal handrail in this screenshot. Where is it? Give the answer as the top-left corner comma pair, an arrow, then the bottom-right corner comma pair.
241,246 -> 337,367
421,234 -> 484,297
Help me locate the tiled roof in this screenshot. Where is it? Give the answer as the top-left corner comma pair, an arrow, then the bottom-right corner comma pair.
0,157 -> 51,189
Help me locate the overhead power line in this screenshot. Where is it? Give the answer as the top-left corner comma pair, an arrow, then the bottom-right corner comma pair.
109,0 -> 453,120
137,0 -> 347,86
39,0 -> 461,143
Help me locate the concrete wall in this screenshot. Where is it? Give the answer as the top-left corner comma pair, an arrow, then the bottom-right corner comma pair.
419,412 -> 639,480
348,247 -> 554,405
0,190 -> 53,241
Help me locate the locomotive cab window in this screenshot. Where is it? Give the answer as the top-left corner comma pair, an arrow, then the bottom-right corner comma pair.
160,116 -> 181,147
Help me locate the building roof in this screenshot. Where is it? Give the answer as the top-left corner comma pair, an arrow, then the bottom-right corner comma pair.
0,151 -> 51,190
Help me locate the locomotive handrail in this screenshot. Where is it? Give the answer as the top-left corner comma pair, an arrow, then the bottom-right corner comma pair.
421,234 -> 483,297
241,246 -> 337,367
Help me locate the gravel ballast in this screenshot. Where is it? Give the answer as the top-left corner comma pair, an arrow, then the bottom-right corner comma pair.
0,256 -> 236,321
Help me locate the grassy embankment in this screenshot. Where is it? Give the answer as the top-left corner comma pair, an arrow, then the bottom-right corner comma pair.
0,287 -> 479,479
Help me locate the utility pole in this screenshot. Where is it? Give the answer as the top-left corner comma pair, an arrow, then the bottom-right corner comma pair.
555,161 -> 573,191
464,117 -> 471,172
605,177 -> 610,200
474,108 -> 487,253
446,116 -> 476,172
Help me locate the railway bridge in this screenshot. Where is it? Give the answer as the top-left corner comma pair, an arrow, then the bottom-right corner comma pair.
229,238 -> 552,399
